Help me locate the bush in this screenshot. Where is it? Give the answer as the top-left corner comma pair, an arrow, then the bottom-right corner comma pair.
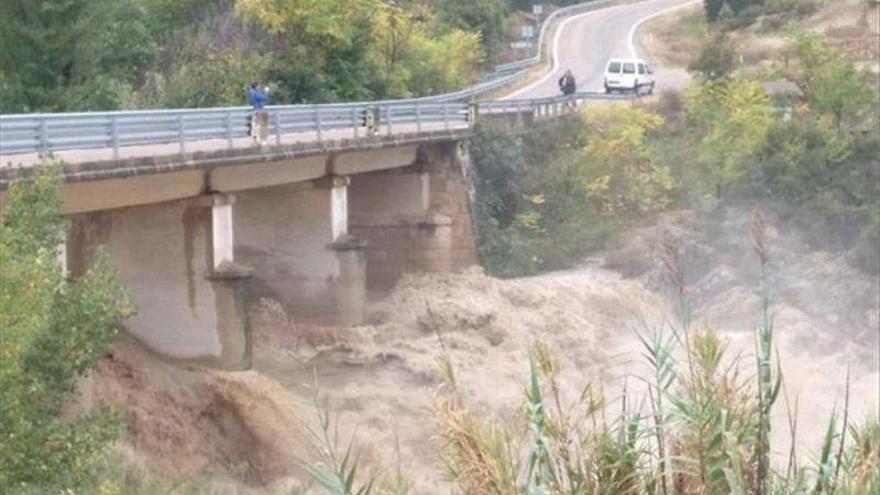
689,33 -> 738,79
468,109 -> 672,277
0,162 -> 134,492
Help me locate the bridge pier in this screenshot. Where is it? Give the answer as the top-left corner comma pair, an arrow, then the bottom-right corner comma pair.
233,176 -> 367,326
349,142 -> 477,291
67,195 -> 252,368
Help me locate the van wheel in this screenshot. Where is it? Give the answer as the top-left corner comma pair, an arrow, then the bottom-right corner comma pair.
604,85 -> 612,94
648,82 -> 655,95
633,80 -> 639,95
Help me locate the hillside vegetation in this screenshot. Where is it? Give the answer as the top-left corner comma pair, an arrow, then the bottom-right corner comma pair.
471,16 -> 878,276
0,0 -> 547,112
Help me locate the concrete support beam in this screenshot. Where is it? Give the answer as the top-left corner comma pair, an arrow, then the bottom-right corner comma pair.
348,168 -> 429,219
330,146 -> 417,175
62,170 -> 204,214
209,155 -> 326,193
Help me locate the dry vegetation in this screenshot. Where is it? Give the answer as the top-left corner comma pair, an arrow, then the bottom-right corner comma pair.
638,0 -> 880,74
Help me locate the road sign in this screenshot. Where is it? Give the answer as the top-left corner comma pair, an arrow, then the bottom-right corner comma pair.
532,4 -> 543,15
521,25 -> 534,39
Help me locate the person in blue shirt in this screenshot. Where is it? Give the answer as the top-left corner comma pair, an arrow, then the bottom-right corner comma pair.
249,82 -> 268,109
247,82 -> 269,141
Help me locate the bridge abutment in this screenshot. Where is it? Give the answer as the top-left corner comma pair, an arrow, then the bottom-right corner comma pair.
349,142 -> 477,292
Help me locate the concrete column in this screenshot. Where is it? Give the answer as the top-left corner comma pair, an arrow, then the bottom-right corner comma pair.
349,167 -> 432,290
211,195 -> 235,269
329,176 -> 349,240
410,214 -> 453,273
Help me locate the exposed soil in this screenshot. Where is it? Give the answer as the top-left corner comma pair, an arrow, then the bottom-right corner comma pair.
94,335 -> 314,490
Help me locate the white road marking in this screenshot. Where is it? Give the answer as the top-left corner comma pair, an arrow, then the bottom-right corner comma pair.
503,0 -> 701,100
627,0 -> 702,57
502,7 -> 611,99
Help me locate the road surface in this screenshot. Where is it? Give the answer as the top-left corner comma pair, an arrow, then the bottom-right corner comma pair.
504,0 -> 700,99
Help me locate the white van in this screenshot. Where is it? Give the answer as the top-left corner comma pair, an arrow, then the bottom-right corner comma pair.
604,58 -> 655,94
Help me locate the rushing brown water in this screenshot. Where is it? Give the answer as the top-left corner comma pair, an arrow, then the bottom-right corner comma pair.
96,207 -> 879,492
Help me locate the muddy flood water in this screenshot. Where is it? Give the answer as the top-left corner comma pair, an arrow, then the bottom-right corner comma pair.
96,207 -> 879,493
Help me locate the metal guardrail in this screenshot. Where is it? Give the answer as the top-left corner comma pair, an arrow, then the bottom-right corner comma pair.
0,0 -> 632,159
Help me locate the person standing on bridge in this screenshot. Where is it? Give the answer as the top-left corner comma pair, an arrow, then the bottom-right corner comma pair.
248,82 -> 269,144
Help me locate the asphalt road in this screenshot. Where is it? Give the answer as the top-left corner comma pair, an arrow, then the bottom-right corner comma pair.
504,0 -> 700,99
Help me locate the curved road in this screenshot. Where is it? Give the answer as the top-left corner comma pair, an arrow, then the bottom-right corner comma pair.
504,0 -> 700,99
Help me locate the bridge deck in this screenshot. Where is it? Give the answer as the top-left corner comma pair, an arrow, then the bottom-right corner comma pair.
1,120 -> 469,170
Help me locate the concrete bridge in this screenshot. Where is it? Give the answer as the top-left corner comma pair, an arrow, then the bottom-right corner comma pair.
0,0 -> 694,368
0,97 -> 598,369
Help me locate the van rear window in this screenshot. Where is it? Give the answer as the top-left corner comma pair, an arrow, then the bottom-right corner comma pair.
608,62 -> 621,73
623,63 -> 635,74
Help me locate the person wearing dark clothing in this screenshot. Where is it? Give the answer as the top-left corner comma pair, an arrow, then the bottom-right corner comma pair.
558,70 -> 577,96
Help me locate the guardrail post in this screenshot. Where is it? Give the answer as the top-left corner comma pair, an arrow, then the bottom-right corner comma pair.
315,107 -> 323,142
416,103 -> 422,132
386,106 -> 392,136
111,117 -> 120,160
177,114 -> 185,153
274,111 -> 282,145
351,107 -> 359,139
225,111 -> 234,148
38,119 -> 48,151
442,103 -> 449,130
467,102 -> 477,126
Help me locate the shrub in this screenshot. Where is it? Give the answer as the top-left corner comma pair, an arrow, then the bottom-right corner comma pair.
468,117 -> 623,277
689,33 -> 738,79
0,162 -> 134,492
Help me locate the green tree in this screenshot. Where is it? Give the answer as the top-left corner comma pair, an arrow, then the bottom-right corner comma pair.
0,0 -> 155,112
689,33 -> 738,79
704,0 -> 725,21
685,79 -> 775,189
580,105 -> 676,216
809,58 -> 873,133
0,163 -> 134,492
703,0 -> 756,21
788,30 -> 874,132
130,45 -> 271,109
433,0 -> 507,51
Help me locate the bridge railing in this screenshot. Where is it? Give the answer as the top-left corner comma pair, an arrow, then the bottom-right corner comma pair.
1,0 -> 640,159
1,93 -> 638,159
